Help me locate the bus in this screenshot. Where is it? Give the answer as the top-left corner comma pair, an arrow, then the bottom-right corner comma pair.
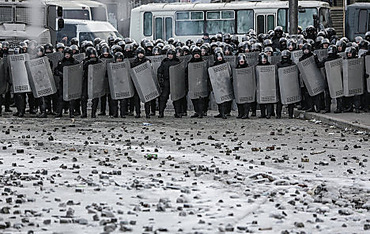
0,0 -> 63,46
130,1 -> 332,42
45,0 -> 108,21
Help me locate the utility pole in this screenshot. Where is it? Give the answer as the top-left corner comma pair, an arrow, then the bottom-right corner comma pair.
289,0 -> 298,34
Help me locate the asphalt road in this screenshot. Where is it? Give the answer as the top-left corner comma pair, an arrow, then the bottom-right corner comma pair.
0,112 -> 369,233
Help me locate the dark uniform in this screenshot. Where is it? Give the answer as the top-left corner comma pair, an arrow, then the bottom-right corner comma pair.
81,47 -> 102,118
157,49 -> 182,118
276,50 -> 297,118
130,47 -> 152,118
54,47 -> 80,118
235,53 -> 251,119
257,52 -> 274,119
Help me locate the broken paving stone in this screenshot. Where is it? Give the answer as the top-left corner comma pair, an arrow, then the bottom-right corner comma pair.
338,209 -> 353,216
294,222 -> 305,228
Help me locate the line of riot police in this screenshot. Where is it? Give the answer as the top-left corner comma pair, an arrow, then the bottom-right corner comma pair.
1,25 -> 369,119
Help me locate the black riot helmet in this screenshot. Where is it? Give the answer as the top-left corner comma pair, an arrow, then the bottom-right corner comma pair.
114,52 -> 124,62
251,43 -> 262,52
327,45 -> 338,57
111,44 -> 122,54
56,42 -> 65,51
93,38 -> 102,47
182,46 -> 190,55
85,47 -> 98,58
70,37 -> 79,46
214,50 -> 224,62
281,50 -> 291,63
192,46 -> 202,57
107,36 -> 115,47
166,48 -> 176,59
279,37 -> 287,50
335,40 -> 346,52
161,45 -> 171,55
101,45 -> 111,56
70,44 -> 79,54
345,46 -> 357,59
152,46 -> 162,55
44,43 -> 54,53
305,25 -> 317,40
168,38 -> 175,45
195,38 -> 204,47
258,52 -> 269,64
13,47 -> 21,54
114,37 -> 123,45
136,46 -> 145,56
302,43 -> 312,54
237,53 -> 248,66
36,45 -> 45,57
287,39 -> 297,51
264,46 -> 273,55
274,26 -> 284,39
63,47 -> 73,58
263,39 -> 273,47
223,33 -> 231,44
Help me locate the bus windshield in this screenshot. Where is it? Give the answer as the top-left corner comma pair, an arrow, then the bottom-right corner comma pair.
79,31 -> 122,42
91,7 -> 107,21
64,10 -> 90,20
298,8 -> 318,29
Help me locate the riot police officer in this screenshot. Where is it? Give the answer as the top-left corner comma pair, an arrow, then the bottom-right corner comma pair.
130,47 -> 152,118
235,53 -> 251,119
157,48 -> 182,118
81,47 -> 102,118
54,47 -> 80,118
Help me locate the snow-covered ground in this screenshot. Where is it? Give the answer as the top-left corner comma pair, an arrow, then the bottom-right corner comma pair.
0,113 -> 369,233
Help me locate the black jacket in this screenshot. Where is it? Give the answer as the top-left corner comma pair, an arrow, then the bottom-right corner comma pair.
157,57 -> 180,81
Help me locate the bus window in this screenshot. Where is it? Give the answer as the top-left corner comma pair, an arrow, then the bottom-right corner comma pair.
368,13 -> 370,31
175,11 -> 204,36
155,17 -> 163,40
206,10 -> 235,34
257,15 -> 265,34
0,6 -> 12,23
267,15 -> 274,31
57,24 -> 77,44
237,10 -> 254,34
277,9 -> 287,32
359,10 -> 367,33
298,8 -> 317,30
91,7 -> 107,21
165,17 -> 173,40
319,7 -> 331,28
64,9 -> 90,20
143,12 -> 152,36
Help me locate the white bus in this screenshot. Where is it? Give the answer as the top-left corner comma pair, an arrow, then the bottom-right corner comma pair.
130,1 -> 332,42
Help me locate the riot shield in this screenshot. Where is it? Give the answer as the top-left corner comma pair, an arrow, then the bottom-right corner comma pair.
314,49 -> 328,62
368,77 -> 370,93
107,60 -> 135,100
208,63 -> 234,104
147,55 -> 165,78
256,65 -> 278,104
343,58 -> 364,97
8,54 -> 31,93
25,57 -> 57,98
169,61 -> 187,101
63,63 -> 83,101
324,58 -> 344,98
46,52 -> 63,70
297,56 -> 325,96
129,61 -> 160,103
179,55 -> 192,66
88,62 -> 107,99
232,66 -> 256,104
269,56 -> 282,65
73,53 -> 85,63
245,52 -> 259,66
224,56 -> 237,68
203,55 -> 214,67
0,58 -> 7,95
277,65 -> 301,105
338,52 -> 346,58
188,61 -> 209,99
291,50 -> 303,64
